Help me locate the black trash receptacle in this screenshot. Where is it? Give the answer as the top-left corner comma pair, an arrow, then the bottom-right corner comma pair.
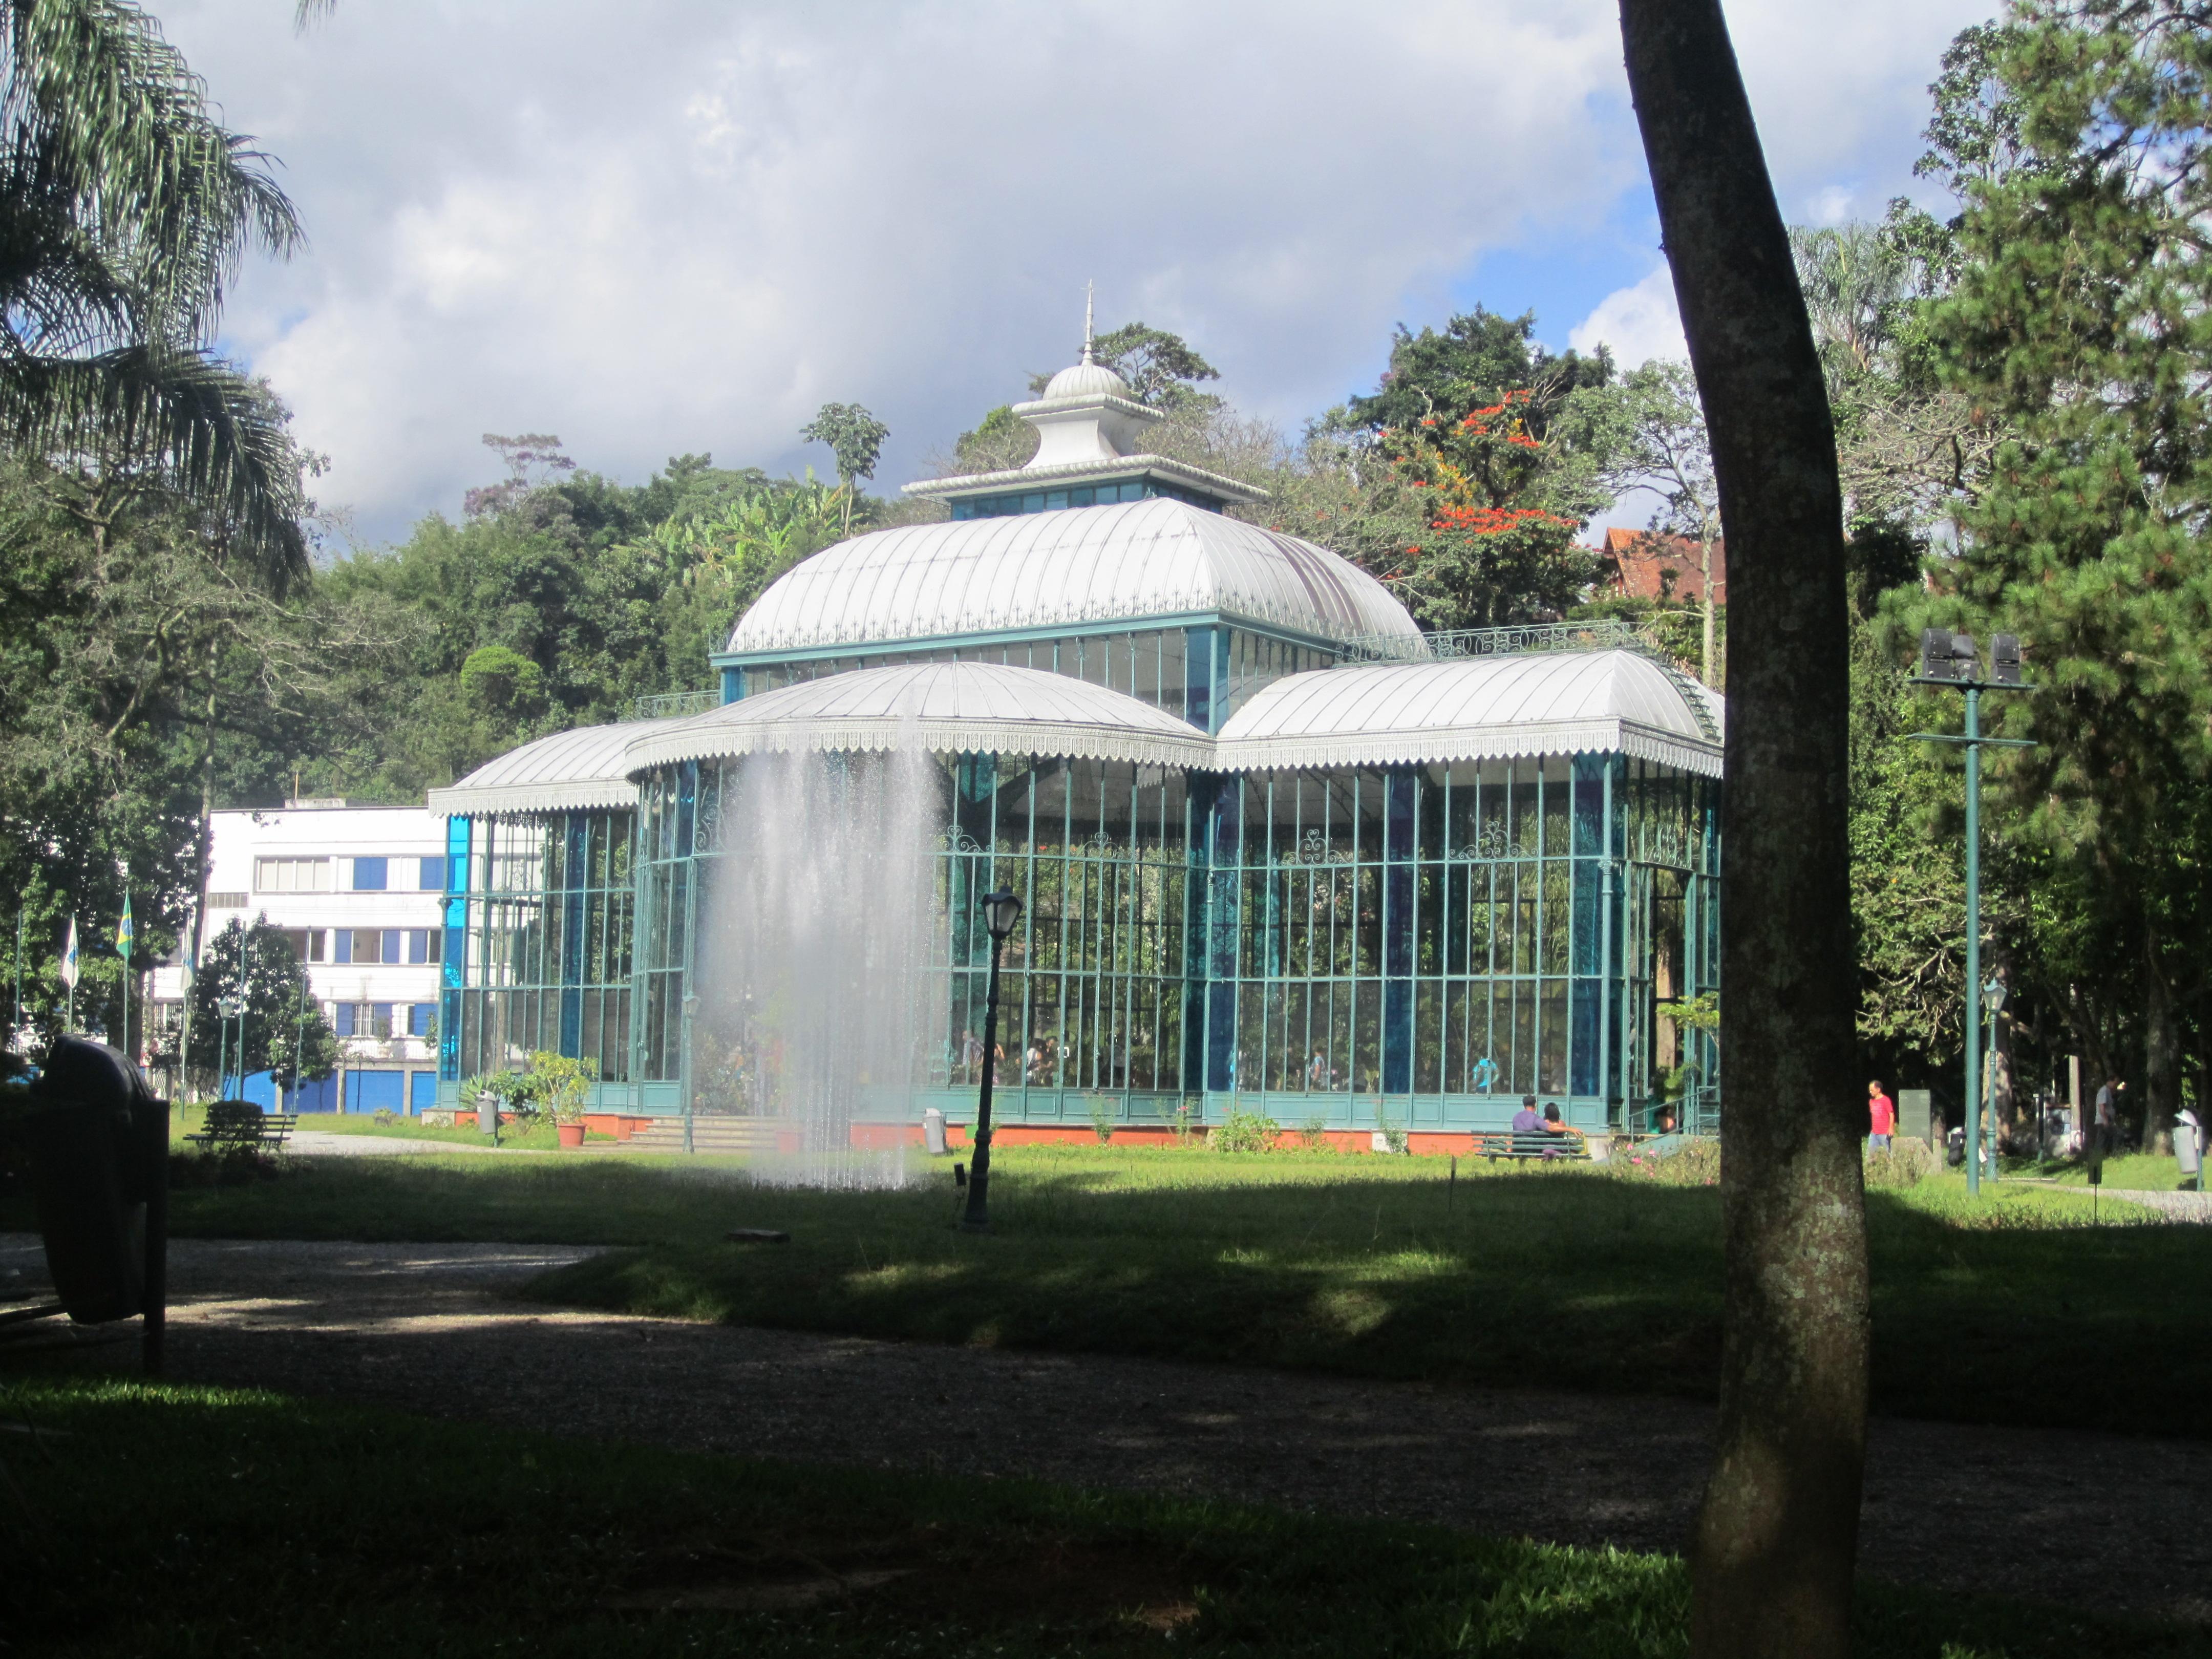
23,1037 -> 165,1325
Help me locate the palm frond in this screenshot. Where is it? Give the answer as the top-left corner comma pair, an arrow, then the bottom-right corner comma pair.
3,342 -> 308,591
4,0 -> 302,343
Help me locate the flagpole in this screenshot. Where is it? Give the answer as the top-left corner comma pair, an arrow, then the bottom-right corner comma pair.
118,889 -> 134,1066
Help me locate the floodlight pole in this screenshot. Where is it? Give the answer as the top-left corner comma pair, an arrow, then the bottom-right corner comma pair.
1911,633 -> 2035,1198
1963,685 -> 1983,1194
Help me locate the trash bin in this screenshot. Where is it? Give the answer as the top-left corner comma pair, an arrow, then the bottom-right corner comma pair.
22,1036 -> 166,1324
2177,1109 -> 2203,1192
922,1108 -> 947,1156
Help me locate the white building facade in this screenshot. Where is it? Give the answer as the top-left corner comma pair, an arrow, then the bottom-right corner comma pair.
147,802 -> 451,1112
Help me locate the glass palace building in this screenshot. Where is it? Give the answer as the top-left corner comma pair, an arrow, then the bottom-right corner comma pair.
428,346 -> 1722,1146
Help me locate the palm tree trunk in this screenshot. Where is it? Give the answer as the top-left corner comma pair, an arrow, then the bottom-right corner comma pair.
1618,3 -> 1867,1655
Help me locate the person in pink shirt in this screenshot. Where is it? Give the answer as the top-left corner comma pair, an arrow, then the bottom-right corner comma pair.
1868,1080 -> 1896,1152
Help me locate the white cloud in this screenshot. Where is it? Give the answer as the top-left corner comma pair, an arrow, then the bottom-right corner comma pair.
1807,184 -> 1858,225
1569,266 -> 1685,368
157,0 -> 1990,544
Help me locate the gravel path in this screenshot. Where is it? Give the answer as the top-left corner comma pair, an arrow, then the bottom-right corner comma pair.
283,1132 -> 495,1157
2105,1187 -> 2212,1223
5,1233 -> 2206,1625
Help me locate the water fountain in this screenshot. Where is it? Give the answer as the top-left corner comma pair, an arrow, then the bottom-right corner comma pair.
694,744 -> 943,1188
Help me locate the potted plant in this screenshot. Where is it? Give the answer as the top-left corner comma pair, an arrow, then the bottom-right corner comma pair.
529,1051 -> 591,1147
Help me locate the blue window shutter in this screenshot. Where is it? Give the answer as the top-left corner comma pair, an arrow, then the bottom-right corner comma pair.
418,856 -> 446,891
384,930 -> 402,964
353,857 -> 387,891
333,929 -> 352,965
335,1003 -> 355,1036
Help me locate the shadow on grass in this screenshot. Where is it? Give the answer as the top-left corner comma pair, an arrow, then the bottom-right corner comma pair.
4,1377 -> 2202,1658
10,1144 -> 2203,1433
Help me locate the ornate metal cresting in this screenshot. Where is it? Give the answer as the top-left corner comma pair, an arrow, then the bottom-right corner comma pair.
629,690 -> 720,722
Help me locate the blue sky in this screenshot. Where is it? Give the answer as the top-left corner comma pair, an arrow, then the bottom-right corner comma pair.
164,0 -> 1993,547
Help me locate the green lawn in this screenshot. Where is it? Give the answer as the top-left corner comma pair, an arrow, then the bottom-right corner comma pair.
74,1142 -> 2209,1435
1,1376 -> 2197,1658
2033,1150 -> 2200,1192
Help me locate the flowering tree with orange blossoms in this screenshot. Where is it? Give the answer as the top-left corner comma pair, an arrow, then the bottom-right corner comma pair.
1365,388 -> 1599,628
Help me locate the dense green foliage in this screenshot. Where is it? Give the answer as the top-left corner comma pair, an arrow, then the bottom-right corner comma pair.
307,441 -> 852,801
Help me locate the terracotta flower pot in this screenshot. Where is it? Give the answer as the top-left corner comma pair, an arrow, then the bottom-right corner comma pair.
557,1122 -> 585,1148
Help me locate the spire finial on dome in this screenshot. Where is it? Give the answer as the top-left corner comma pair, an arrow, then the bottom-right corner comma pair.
1082,280 -> 1095,365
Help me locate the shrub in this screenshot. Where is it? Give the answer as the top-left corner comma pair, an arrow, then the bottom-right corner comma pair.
1298,1113 -> 1333,1152
526,1052 -> 592,1126
1209,1108 -> 1281,1154
371,1108 -> 399,1128
1866,1137 -> 1932,1189
1374,1110 -> 1409,1156
1087,1095 -> 1117,1144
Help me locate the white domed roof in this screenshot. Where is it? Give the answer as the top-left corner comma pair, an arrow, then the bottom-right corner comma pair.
426,714 -> 697,817
727,496 -> 1419,655
625,661 -> 1214,772
1216,650 -> 1723,777
1041,356 -> 1134,401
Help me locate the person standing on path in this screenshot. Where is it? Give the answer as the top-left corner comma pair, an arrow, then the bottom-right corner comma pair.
1867,1080 -> 1895,1153
2095,1076 -> 2119,1155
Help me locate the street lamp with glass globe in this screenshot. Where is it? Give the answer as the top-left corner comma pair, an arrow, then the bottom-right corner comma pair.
962,887 -> 1024,1232
216,993 -> 246,1101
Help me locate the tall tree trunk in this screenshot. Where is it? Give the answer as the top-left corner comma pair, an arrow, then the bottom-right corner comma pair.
1617,5 -> 1868,1656
2142,932 -> 2177,1157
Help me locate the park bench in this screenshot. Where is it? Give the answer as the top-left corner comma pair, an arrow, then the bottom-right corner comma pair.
1469,1129 -> 1589,1162
184,1101 -> 296,1149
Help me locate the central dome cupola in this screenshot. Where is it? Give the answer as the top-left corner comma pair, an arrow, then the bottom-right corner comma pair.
905,290 -> 1267,521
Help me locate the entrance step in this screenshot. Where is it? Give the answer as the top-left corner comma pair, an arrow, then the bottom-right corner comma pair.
625,1117 -> 790,1155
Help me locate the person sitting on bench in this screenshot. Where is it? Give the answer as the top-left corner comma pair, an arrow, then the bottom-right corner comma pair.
1539,1101 -> 1581,1155
1511,1095 -> 1542,1133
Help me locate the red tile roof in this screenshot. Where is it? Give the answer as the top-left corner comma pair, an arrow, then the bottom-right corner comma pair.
1598,527 -> 1726,604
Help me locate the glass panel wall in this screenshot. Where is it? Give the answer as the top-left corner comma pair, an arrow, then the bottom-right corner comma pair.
450,810 -> 636,1086
733,625 -> 1330,729
1199,755 -> 1718,1130
634,751 -> 1199,1128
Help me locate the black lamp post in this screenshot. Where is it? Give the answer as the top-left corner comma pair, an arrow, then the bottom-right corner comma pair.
962,886 -> 1023,1232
